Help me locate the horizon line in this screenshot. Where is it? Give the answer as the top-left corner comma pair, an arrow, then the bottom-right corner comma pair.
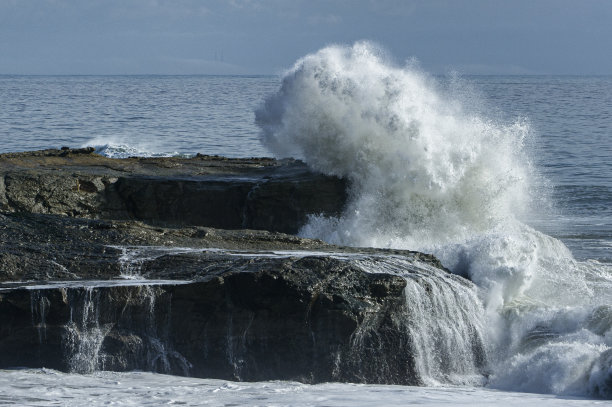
1,73 -> 611,78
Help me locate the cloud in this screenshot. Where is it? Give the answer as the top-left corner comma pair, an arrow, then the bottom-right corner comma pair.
308,14 -> 341,25
228,0 -> 261,10
367,0 -> 418,16
109,0 -> 209,20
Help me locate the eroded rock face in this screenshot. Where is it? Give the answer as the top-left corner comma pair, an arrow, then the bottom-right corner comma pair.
0,148 -> 347,233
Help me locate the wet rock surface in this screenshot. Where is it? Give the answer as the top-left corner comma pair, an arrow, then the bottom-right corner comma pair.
0,149 -> 471,385
0,212 -> 443,283
0,254 -> 420,383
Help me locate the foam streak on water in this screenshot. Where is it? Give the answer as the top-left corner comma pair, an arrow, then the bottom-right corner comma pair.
256,42 -> 612,398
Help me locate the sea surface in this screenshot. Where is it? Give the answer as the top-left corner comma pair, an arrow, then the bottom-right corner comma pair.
0,44 -> 611,404
1,74 -> 610,263
0,74 -> 274,158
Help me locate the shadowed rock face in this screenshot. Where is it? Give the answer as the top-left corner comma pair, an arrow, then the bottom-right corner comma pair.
0,148 -> 347,234
0,256 -> 419,384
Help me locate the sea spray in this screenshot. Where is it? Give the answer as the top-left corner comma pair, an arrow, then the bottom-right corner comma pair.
82,135 -> 184,159
256,41 -> 536,304
256,42 -> 612,397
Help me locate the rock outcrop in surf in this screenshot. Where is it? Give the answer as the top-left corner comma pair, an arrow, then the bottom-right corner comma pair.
0,148 -> 487,386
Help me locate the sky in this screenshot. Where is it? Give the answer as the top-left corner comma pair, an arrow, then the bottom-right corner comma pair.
1,0 -> 611,75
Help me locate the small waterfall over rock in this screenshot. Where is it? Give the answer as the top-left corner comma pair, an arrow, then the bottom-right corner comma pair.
19,283 -> 191,375
64,287 -> 112,373
30,291 -> 50,344
352,256 -> 488,385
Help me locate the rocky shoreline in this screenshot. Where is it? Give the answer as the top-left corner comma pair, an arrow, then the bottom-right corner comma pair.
0,148 -> 485,384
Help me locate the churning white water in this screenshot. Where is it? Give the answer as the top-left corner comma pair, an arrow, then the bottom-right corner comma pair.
0,369 -> 603,407
256,42 -> 612,398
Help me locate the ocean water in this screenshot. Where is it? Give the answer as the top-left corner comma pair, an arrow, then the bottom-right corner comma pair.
1,43 -> 611,403
0,74 -> 275,158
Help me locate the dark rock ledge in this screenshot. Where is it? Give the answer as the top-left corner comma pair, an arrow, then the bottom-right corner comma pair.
0,148 -> 347,234
0,148 -> 476,385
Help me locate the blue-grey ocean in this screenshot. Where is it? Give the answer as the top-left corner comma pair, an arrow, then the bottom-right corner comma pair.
0,48 -> 611,406
1,74 -> 610,263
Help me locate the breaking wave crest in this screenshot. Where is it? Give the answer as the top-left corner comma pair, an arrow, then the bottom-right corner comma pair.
256,42 -> 612,398
82,136 -> 187,159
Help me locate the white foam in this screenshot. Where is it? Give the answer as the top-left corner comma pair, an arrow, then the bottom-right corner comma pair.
0,369 -> 601,406
81,135 -> 187,158
108,244 -> 375,261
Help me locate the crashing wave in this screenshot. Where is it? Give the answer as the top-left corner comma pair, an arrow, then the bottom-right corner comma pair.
256,41 -> 612,397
